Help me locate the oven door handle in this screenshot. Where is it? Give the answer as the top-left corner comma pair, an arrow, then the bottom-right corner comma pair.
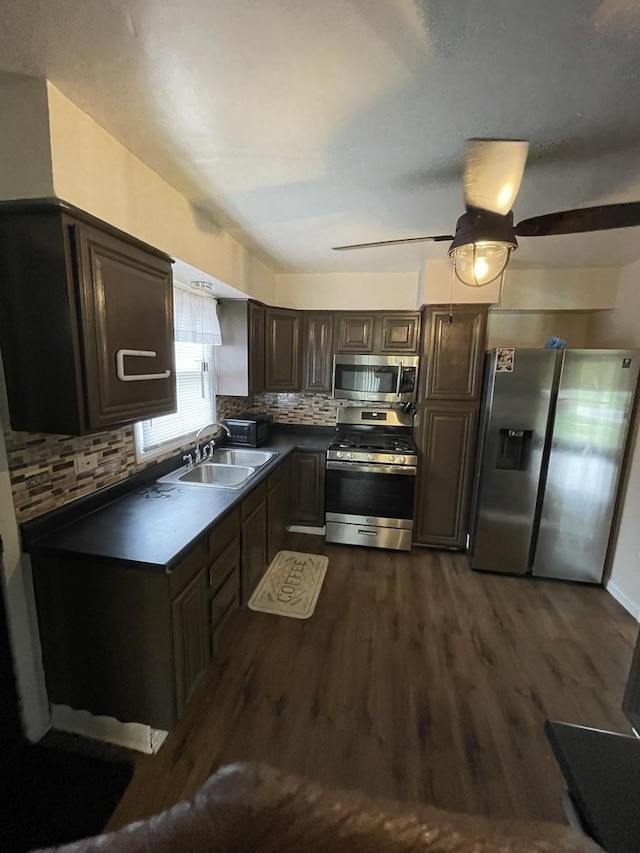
326,461 -> 417,476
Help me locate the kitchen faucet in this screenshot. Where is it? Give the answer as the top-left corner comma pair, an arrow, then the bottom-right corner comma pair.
194,422 -> 231,463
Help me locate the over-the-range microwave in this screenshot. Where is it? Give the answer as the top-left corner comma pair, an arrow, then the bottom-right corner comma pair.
332,354 -> 420,403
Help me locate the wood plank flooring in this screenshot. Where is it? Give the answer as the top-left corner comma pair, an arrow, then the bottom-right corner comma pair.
108,534 -> 638,830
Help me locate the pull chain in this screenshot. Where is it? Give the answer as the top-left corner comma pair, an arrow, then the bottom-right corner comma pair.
449,264 -> 456,324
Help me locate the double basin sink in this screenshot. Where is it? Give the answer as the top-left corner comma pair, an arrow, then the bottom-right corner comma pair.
159,448 -> 275,490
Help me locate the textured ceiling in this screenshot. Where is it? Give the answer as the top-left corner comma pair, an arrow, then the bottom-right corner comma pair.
2,0 -> 640,273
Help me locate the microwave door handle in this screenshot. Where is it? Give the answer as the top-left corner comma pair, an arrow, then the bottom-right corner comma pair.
396,362 -> 403,398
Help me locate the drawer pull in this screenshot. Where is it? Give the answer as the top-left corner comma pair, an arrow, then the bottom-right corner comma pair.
357,529 -> 378,536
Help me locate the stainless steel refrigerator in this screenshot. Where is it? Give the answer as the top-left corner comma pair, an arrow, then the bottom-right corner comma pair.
468,348 -> 639,583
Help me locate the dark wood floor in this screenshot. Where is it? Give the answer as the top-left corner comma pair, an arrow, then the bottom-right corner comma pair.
108,533 -> 638,830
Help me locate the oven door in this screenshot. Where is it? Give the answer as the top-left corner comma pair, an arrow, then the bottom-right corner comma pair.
325,461 -> 416,526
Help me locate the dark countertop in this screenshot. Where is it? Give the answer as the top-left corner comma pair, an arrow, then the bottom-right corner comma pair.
25,426 -> 334,571
545,720 -> 640,853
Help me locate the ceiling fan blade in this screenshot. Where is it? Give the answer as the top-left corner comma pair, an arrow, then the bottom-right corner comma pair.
464,139 -> 529,216
516,202 -> 640,237
332,234 -> 453,251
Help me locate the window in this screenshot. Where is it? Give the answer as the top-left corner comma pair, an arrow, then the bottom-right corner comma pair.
134,283 -> 222,461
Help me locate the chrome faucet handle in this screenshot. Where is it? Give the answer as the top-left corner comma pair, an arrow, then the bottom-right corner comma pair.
194,447 -> 202,464
183,453 -> 194,469
204,441 -> 215,459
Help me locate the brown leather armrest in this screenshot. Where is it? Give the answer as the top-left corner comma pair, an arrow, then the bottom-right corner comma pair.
48,762 -> 603,853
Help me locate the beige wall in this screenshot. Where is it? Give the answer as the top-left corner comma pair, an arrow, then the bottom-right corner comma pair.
275,272 -> 419,310
418,261 -> 619,310
46,83 -> 276,304
0,74 -> 53,201
487,311 -> 592,349
587,259 -> 640,618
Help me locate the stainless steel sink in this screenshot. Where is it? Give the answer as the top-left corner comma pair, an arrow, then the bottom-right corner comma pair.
159,463 -> 255,489
213,448 -> 275,467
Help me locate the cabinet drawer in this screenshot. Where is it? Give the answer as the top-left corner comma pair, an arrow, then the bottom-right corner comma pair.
209,538 -> 241,596
210,567 -> 240,630
169,540 -> 207,599
207,508 -> 240,564
241,481 -> 267,520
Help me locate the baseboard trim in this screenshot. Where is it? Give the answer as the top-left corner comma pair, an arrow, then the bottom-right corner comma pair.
51,704 -> 168,754
605,580 -> 640,621
287,525 -> 326,535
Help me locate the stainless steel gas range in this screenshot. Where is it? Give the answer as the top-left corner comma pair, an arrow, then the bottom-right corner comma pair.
325,407 -> 417,552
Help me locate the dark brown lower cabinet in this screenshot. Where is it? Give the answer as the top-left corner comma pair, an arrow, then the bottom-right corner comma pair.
290,450 -> 326,526
413,403 -> 478,549
241,490 -> 268,603
208,540 -> 241,655
172,567 -> 209,715
267,464 -> 289,562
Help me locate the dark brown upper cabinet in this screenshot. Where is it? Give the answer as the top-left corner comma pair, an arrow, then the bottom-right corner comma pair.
334,312 -> 421,355
303,312 -> 334,393
0,199 -> 175,436
334,313 -> 376,353
265,307 -> 301,391
422,306 -> 488,401
248,300 -> 265,394
378,313 -> 421,353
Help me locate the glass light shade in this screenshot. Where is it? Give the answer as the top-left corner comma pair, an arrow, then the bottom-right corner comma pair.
451,241 -> 512,287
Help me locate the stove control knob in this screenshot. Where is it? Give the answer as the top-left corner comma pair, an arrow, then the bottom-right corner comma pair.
336,451 -> 344,459
399,456 -> 406,465
367,453 -> 374,461
347,452 -> 354,460
389,455 -> 396,463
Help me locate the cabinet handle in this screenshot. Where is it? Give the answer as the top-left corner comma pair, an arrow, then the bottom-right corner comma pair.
116,349 -> 171,382
357,529 -> 378,536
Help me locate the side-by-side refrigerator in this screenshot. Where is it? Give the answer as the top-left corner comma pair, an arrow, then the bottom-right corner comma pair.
468,348 -> 639,583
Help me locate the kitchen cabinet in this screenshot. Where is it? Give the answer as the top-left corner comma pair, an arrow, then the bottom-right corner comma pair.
248,301 -> 266,394
172,565 -> 209,714
265,307 -> 301,391
334,313 -> 376,353
414,304 -> 487,549
290,450 -> 326,527
334,311 -> 421,355
32,506 -> 243,730
303,312 -> 334,393
378,313 -> 421,353
422,306 -> 487,401
240,482 -> 268,602
0,199 -> 175,435
267,459 -> 291,562
413,403 -> 478,549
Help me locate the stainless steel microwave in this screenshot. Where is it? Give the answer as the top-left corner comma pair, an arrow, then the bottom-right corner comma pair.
332,354 -> 420,403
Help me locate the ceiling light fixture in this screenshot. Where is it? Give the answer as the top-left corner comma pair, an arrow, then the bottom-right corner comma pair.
448,208 -> 518,287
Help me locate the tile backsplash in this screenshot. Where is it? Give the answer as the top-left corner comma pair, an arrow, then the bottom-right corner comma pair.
5,392 -> 354,523
5,395 -> 251,523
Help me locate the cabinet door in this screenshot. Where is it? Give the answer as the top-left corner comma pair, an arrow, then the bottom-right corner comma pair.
267,476 -> 288,562
334,313 -> 376,353
248,301 -> 265,394
73,222 -> 176,430
303,313 -> 334,393
414,403 -> 478,549
378,313 -> 421,353
241,500 -> 268,603
171,567 -> 209,716
290,451 -> 326,526
265,308 -> 301,391
423,306 -> 487,401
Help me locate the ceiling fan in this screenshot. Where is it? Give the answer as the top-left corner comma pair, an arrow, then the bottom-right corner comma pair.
332,139 -> 640,287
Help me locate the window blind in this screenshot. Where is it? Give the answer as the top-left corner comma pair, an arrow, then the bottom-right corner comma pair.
135,285 -> 220,455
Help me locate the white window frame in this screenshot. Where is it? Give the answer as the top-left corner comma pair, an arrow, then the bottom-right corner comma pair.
133,284 -> 220,463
